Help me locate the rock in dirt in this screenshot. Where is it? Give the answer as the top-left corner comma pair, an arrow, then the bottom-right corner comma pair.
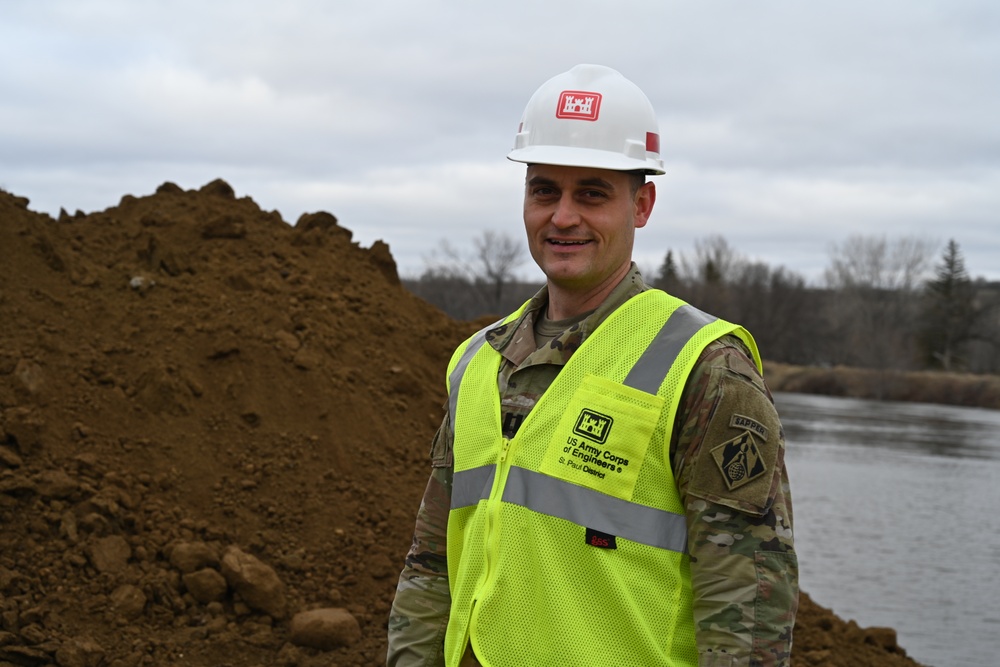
183,567 -> 228,604
55,637 -> 105,667
1,644 -> 50,665
0,446 -> 22,468
220,546 -> 287,619
0,473 -> 36,496
110,584 -> 147,618
168,541 -> 220,573
86,535 -> 131,573
289,608 -> 361,650
34,468 -> 78,499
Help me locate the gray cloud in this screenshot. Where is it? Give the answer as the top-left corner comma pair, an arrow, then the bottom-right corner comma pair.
2,0 -> 998,282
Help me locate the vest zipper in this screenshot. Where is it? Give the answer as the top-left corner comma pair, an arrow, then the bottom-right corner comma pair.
487,436 -> 513,568
470,436 -> 513,643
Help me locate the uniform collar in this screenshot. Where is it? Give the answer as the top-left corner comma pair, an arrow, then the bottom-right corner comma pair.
485,263 -> 650,367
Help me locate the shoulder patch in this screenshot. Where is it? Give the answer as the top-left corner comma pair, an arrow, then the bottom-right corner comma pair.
688,370 -> 783,515
711,431 -> 767,490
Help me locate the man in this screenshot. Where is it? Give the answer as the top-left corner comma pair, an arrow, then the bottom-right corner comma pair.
388,64 -> 797,667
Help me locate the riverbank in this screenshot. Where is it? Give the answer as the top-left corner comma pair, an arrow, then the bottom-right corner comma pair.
765,361 -> 1000,410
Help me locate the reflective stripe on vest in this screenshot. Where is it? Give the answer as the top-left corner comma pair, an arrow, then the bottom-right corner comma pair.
454,465 -> 688,552
452,464 -> 494,509
624,304 -> 719,393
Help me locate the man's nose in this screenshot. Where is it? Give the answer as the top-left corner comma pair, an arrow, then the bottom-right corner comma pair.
550,195 -> 580,228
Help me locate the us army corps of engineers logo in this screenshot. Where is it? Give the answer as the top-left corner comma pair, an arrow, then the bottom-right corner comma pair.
573,409 -> 613,444
556,90 -> 602,121
711,413 -> 769,490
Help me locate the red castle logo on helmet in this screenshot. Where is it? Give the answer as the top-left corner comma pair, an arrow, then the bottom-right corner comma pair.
556,90 -> 602,121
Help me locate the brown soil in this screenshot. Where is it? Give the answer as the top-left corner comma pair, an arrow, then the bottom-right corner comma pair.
0,182 -> 923,666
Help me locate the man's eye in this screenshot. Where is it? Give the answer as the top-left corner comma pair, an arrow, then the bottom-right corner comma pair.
581,190 -> 607,199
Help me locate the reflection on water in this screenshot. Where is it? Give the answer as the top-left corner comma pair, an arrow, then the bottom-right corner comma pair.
776,392 -> 1000,460
774,392 -> 1000,667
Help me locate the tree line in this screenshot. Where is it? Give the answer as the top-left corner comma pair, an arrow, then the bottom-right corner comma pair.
404,232 -> 1000,375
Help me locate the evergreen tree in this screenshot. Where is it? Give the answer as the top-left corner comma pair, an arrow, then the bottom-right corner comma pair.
654,249 -> 680,292
920,239 -> 976,370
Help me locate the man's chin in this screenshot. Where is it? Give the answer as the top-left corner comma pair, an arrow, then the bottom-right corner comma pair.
543,268 -> 594,291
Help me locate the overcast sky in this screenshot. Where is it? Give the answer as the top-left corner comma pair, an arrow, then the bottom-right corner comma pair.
2,0 -> 998,283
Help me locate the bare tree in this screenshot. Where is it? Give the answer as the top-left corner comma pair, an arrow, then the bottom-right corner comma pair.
473,231 -> 526,310
413,230 -> 529,317
669,235 -> 743,317
680,235 -> 743,286
824,235 -> 934,292
968,281 -> 1000,373
823,234 -> 936,378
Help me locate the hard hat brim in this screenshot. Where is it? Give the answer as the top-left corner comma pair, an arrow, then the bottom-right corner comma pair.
507,145 -> 665,175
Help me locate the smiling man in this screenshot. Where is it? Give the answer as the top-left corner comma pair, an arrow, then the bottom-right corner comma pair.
388,64 -> 798,667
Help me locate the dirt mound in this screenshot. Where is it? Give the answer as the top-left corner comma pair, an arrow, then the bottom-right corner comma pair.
0,182 -> 922,666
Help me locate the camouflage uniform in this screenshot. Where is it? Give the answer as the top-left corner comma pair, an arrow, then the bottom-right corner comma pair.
388,266 -> 798,667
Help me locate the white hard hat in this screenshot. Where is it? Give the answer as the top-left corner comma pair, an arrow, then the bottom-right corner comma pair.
507,64 -> 665,175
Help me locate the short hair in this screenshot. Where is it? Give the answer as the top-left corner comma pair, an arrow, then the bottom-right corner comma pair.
628,171 -> 646,196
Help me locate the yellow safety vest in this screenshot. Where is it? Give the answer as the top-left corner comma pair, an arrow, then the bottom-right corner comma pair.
443,289 -> 760,667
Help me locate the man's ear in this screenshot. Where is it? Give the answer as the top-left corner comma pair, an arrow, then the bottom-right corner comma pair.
633,182 -> 656,229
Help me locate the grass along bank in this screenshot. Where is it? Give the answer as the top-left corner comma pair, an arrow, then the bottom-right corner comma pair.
764,362 -> 1000,411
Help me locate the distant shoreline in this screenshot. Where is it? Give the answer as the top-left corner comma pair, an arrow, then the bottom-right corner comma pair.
764,361 -> 1000,411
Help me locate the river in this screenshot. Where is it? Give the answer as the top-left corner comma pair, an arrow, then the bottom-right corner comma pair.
775,392 -> 1000,667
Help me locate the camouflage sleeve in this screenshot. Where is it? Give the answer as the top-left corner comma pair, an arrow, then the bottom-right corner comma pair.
386,417 -> 454,667
672,336 -> 799,667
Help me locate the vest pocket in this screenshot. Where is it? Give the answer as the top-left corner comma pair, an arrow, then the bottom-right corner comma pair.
538,373 -> 663,501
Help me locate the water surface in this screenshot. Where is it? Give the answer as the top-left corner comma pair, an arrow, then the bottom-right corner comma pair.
775,392 -> 1000,667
